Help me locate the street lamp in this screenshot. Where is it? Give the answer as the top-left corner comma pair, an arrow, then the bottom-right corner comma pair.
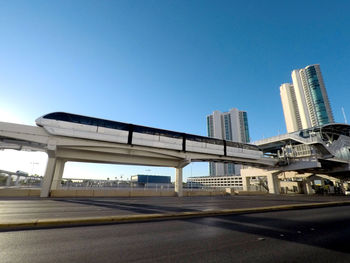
30,162 -> 39,175
145,169 -> 151,189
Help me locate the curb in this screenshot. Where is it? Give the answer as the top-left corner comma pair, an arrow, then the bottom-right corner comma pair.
2,200 -> 350,230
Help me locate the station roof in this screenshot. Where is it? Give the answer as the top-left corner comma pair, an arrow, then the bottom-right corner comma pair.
317,123 -> 350,137
254,123 -> 350,154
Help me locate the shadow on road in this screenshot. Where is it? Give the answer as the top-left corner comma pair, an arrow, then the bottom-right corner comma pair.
187,208 -> 350,254
56,198 -> 199,214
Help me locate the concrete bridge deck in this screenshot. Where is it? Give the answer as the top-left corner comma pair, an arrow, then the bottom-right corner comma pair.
0,121 -> 276,198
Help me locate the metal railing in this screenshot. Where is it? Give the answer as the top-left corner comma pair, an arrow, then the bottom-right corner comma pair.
254,133 -> 322,146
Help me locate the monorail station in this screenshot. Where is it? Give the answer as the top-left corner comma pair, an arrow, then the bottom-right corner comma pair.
242,124 -> 350,194
0,112 -> 350,197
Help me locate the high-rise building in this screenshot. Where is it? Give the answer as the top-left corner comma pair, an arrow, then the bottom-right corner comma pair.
280,64 -> 334,133
206,108 -> 250,176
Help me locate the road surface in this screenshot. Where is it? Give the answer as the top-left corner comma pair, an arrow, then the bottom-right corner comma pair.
1,205 -> 350,262
1,195 -> 349,221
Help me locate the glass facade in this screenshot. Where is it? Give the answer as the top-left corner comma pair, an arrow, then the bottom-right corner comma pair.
242,112 -> 250,143
207,116 -> 214,137
305,66 -> 330,126
223,114 -> 232,140
281,64 -> 333,132
227,163 -> 235,174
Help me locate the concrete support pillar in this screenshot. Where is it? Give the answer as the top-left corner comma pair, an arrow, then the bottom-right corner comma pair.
267,173 -> 280,194
40,157 -> 57,198
303,179 -> 313,195
15,176 -> 20,186
6,174 -> 11,186
320,178 -> 325,187
242,176 -> 250,191
175,167 -> 183,197
51,159 -> 66,190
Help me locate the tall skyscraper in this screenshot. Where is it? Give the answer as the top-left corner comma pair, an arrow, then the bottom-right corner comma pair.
280,64 -> 334,133
206,108 -> 250,176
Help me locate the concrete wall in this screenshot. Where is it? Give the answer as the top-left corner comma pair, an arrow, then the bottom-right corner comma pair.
280,181 -> 303,194
0,188 -> 40,197
233,190 -> 269,195
50,189 -> 227,198
183,190 -> 227,197
51,189 -> 177,198
0,188 -> 228,198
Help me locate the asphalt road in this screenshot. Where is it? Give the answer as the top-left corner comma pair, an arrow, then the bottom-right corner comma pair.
1,206 -> 350,263
1,195 -> 350,221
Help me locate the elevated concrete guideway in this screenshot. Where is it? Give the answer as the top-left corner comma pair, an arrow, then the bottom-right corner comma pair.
0,121 -> 276,197
0,169 -> 36,187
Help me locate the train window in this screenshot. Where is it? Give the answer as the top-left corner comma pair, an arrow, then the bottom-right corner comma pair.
102,120 -> 114,129
246,144 -> 259,151
45,112 -> 70,122
157,130 -> 182,139
99,119 -> 129,131
133,126 -> 182,139
186,134 -> 224,145
225,140 -> 259,151
79,116 -> 93,125
226,141 -> 242,148
66,114 -> 81,124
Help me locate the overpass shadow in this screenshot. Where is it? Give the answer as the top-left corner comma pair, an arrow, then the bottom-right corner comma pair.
56,198 -> 199,214
186,207 -> 350,254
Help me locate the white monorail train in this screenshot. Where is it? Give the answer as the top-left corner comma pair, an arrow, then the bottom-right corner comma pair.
36,112 -> 263,159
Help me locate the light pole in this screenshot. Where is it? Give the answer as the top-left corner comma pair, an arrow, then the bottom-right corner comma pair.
145,169 -> 151,189
30,162 -> 39,175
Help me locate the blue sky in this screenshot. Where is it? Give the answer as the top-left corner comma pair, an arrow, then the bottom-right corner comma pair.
1,0 -> 350,180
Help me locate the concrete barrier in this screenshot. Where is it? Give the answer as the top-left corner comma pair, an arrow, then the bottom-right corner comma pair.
0,188 -> 40,197
234,190 -> 269,195
50,189 -> 176,197
28,189 -> 41,196
50,189 -> 77,197
0,188 -> 229,198
93,189 -> 129,197
75,189 -> 95,197
160,191 -> 176,197
183,190 -> 227,197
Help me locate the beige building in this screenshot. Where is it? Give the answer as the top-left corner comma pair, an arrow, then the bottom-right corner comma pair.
280,64 -> 334,133
187,175 -> 243,189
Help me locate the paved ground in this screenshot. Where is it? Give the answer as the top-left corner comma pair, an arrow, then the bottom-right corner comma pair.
2,205 -> 350,263
1,195 -> 350,222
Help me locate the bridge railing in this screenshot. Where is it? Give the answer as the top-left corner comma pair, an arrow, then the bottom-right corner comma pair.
254,133 -> 322,146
